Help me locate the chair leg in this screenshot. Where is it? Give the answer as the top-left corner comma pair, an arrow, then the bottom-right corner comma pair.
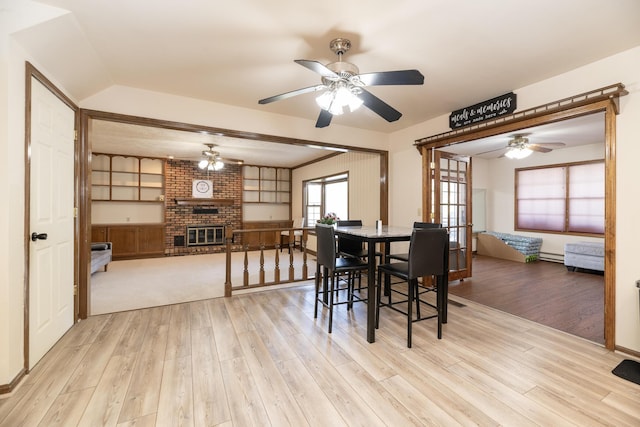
437,275 -> 443,339
415,283 -> 421,319
375,270 -> 382,328
347,272 -> 354,310
328,273 -> 335,333
407,279 -> 414,348
314,264 -> 321,318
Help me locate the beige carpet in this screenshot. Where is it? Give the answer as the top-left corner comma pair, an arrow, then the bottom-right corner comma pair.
91,249 -> 316,315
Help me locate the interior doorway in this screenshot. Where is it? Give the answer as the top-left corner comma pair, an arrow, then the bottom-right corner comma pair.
437,113 -> 606,344
25,66 -> 78,369
417,86 -> 622,350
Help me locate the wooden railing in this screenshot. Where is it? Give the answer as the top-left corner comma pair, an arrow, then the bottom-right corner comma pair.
224,226 -> 313,296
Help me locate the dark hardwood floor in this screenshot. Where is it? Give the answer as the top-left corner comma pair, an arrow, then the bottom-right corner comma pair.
449,254 -> 604,344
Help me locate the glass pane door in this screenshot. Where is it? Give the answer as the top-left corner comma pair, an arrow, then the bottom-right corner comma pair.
432,150 -> 472,280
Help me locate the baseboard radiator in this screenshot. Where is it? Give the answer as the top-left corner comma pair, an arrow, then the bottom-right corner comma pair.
539,251 -> 564,263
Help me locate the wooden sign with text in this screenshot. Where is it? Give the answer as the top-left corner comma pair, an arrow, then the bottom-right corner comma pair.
449,92 -> 517,129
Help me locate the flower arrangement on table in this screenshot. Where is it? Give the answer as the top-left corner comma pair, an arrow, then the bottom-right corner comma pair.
317,212 -> 340,225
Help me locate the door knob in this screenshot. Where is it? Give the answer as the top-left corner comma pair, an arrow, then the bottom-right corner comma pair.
31,232 -> 48,242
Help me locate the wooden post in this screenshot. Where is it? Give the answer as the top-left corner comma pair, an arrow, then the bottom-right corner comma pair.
302,230 -> 308,279
224,227 -> 233,297
243,245 -> 249,286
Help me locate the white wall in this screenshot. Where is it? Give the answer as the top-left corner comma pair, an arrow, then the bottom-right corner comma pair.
292,151 -> 381,224
243,204 -> 290,221
91,201 -> 164,224
486,142 -> 604,256
291,151 -> 381,252
80,86 -> 390,152
1,41 -> 31,383
388,46 -> 640,353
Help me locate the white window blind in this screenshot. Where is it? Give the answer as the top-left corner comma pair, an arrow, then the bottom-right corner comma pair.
517,167 -> 566,231
516,161 -> 604,234
568,162 -> 605,233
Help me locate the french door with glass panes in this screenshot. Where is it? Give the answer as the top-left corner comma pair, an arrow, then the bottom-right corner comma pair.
428,150 -> 472,281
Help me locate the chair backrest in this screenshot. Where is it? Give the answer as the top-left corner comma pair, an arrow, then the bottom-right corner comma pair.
315,224 -> 337,269
407,228 -> 449,279
413,222 -> 442,229
293,217 -> 305,228
336,220 -> 364,254
336,220 -> 362,227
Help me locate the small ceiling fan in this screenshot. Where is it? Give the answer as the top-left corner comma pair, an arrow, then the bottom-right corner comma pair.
258,38 -> 424,128
197,144 -> 244,171
477,134 -> 566,159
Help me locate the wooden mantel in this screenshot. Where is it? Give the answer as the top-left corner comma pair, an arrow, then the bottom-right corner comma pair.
174,198 -> 235,206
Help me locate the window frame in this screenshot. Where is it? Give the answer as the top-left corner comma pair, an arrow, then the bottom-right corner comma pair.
514,159 -> 604,236
303,172 -> 349,227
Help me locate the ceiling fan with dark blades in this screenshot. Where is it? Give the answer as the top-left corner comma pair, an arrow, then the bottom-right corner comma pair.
258,38 -> 424,128
475,134 -> 566,159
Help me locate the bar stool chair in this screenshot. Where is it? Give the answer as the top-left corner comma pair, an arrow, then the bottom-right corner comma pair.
336,219 -> 384,263
336,220 -> 383,293
387,222 -> 442,262
280,217 -> 305,252
376,227 -> 449,347
314,223 -> 369,333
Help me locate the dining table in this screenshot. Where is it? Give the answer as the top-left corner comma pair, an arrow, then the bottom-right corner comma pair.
334,224 -> 414,343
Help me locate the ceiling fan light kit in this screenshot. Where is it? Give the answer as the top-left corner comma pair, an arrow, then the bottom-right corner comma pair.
195,143 -> 244,171
198,158 -> 224,171
504,146 -> 533,159
474,134 -> 566,159
315,83 -> 363,115
258,37 -> 424,128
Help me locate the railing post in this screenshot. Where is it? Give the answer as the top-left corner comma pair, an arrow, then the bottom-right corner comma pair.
274,247 -> 280,283
243,245 -> 249,286
224,227 -> 233,297
259,244 -> 265,284
227,225 -> 313,294
302,230 -> 308,279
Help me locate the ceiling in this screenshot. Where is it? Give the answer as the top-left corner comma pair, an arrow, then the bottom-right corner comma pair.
9,0 -> 640,163
89,119 -> 344,167
442,112 -> 606,159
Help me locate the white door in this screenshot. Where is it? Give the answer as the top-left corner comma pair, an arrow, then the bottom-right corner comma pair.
29,77 -> 75,369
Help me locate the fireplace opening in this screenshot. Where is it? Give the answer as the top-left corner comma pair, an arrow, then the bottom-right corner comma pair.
187,224 -> 225,246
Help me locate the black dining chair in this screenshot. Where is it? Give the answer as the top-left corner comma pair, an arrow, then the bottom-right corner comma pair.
376,227 -> 449,347
336,219 -> 383,293
314,223 -> 369,333
387,222 -> 442,262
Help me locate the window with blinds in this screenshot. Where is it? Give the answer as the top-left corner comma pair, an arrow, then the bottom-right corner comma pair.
515,160 -> 604,235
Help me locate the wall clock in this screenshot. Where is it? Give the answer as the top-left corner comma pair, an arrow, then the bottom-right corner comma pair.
192,179 -> 213,198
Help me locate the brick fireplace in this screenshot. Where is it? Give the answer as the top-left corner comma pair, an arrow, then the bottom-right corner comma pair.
164,159 -> 242,256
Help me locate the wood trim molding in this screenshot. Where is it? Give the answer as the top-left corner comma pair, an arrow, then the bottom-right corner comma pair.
0,368 -> 26,395
414,87 -> 625,351
24,63 -> 81,374
415,83 -> 627,149
79,108 -> 390,313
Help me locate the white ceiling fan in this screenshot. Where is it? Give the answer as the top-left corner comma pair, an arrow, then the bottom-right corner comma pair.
197,144 -> 244,171
476,134 -> 566,159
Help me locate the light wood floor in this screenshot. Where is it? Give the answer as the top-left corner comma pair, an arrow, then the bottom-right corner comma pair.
1,283 -> 639,426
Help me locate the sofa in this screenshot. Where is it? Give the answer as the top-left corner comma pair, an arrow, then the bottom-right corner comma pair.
564,241 -> 604,272
91,242 -> 112,274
